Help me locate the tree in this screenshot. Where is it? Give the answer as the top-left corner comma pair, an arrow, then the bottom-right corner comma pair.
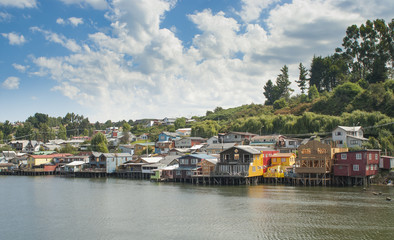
0,130 -> 3,144
174,117 -> 186,129
58,125 -> 67,140
296,63 -> 308,94
308,85 -> 320,101
276,65 -> 293,99
120,131 -> 130,144
91,132 -> 108,153
263,80 -> 278,105
273,98 -> 288,110
58,144 -> 78,154
122,122 -> 131,132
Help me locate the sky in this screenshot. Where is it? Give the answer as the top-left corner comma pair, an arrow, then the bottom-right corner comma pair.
0,0 -> 393,123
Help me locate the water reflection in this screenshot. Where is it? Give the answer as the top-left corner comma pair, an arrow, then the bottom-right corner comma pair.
0,176 -> 393,240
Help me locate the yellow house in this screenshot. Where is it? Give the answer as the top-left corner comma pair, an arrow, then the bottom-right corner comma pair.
270,153 -> 296,166
248,149 -> 279,177
264,165 -> 285,178
27,154 -> 72,168
263,153 -> 295,178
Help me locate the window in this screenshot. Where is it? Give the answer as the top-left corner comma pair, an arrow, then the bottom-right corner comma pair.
350,140 -> 359,145
234,154 -> 239,160
339,140 -> 343,144
301,148 -> 311,154
244,155 -> 250,162
369,154 -> 372,160
366,165 -> 369,171
191,159 -> 197,164
252,166 -> 256,172
336,131 -> 342,136
186,171 -> 191,176
356,153 -> 362,160
180,159 -> 184,164
225,154 -> 230,161
289,141 -> 295,146
353,164 -> 359,171
341,154 -> 347,160
234,135 -> 238,138
176,170 -> 181,175
281,158 -> 286,163
338,166 -> 343,170
375,154 -> 378,160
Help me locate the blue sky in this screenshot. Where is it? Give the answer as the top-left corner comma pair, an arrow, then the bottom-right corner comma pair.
0,0 -> 393,123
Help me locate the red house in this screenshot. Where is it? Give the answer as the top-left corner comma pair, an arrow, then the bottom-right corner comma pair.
380,156 -> 394,170
333,150 -> 380,177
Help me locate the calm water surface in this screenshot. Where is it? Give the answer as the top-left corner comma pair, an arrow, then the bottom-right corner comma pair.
0,176 -> 393,240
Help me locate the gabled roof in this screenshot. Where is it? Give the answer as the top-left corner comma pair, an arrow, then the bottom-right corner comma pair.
179,154 -> 216,160
141,157 -> 163,163
335,126 -> 362,132
206,143 -> 236,150
232,146 -> 272,155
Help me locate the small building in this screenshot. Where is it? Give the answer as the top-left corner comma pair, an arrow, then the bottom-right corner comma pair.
174,137 -> 206,149
204,143 -> 237,155
332,126 -> 368,148
174,154 -> 217,181
89,152 -> 133,173
27,153 -> 72,168
196,158 -> 218,176
118,144 -> 135,155
158,131 -> 179,142
380,156 -> 394,170
176,128 -> 191,136
64,161 -> 86,172
219,132 -> 258,144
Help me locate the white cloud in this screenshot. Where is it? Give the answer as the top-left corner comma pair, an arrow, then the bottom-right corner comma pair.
56,18 -> 66,25
2,76 -> 20,89
0,0 -> 36,8
1,32 -> 26,45
0,11 -> 12,21
30,27 -> 81,52
59,0 -> 108,10
57,17 -> 84,26
68,17 -> 83,26
237,0 -> 277,23
12,63 -> 27,72
27,0 -> 394,121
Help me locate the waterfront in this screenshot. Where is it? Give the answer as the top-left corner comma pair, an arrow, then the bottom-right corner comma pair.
0,176 -> 393,240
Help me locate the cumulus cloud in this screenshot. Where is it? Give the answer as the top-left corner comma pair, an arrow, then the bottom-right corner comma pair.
0,11 -> 12,21
57,17 -> 84,26
2,76 -> 20,89
0,0 -> 36,8
1,32 -> 26,45
13,63 -> 28,72
59,0 -> 108,10
27,0 -> 393,121
30,26 -> 81,52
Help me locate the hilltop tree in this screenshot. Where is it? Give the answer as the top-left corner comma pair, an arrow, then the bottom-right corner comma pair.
58,125 -> 67,140
91,132 -> 109,153
296,63 -> 308,94
276,65 -> 293,99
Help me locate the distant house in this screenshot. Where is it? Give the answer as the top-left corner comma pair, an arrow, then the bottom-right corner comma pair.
250,135 -> 281,148
9,140 -> 29,151
118,144 -> 135,155
25,140 -> 42,153
332,126 -> 368,148
134,142 -> 155,154
205,143 -> 237,154
174,137 -> 206,149
207,136 -> 219,145
176,128 -> 191,136
89,152 -> 133,173
219,132 -> 257,144
174,154 -> 217,181
158,131 -> 179,142
27,153 -> 72,168
64,161 -> 86,172
155,141 -> 174,154
380,156 -> 394,170
195,158 -> 218,176
163,117 -> 176,126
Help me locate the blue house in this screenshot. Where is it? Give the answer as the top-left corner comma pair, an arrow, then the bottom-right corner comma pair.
89,152 -> 133,173
158,131 -> 179,142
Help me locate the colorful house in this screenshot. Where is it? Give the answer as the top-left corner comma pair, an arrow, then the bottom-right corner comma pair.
27,153 -> 72,168
333,150 -> 380,177
217,146 -> 275,177
380,156 -> 394,170
174,154 -> 217,181
196,158 -> 218,176
263,153 -> 295,178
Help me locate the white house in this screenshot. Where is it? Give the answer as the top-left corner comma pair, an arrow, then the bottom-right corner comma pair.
332,126 -> 368,148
